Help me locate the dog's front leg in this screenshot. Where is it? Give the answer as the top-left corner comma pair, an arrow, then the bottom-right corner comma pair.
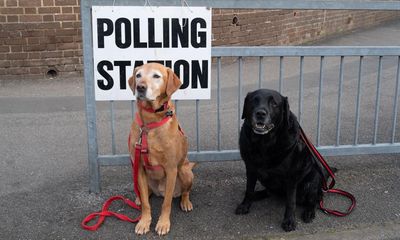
235,168 -> 257,215
135,165 -> 152,235
155,167 -> 177,236
281,182 -> 297,232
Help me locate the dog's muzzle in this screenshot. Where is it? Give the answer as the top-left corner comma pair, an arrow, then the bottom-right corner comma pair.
252,109 -> 274,135
252,123 -> 275,135
136,84 -> 147,99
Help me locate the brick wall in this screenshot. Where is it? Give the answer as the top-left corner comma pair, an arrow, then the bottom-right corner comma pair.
0,0 -> 82,79
212,9 -> 400,46
0,3 -> 399,79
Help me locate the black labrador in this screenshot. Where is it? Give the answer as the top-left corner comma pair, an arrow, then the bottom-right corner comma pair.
236,89 -> 327,232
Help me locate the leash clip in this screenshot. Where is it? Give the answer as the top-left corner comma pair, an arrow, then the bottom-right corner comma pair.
136,127 -> 148,145
165,110 -> 173,117
136,134 -> 143,145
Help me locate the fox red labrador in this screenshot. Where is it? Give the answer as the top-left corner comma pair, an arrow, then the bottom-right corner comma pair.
128,63 -> 195,235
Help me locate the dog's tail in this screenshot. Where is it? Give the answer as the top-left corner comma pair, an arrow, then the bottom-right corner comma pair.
181,160 -> 197,171
188,162 -> 197,170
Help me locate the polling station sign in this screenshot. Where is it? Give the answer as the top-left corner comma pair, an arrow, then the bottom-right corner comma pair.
92,6 -> 211,101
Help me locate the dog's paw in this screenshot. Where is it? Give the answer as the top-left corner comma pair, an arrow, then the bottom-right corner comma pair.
155,218 -> 171,236
135,218 -> 151,235
235,203 -> 250,215
281,217 -> 297,232
180,198 -> 193,212
301,209 -> 315,223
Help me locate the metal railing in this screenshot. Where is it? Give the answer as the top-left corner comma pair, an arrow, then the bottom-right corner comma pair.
81,0 -> 400,192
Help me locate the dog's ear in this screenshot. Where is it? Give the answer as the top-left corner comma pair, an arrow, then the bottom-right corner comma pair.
166,68 -> 182,96
128,75 -> 135,94
242,92 -> 251,119
283,96 -> 290,125
128,67 -> 139,95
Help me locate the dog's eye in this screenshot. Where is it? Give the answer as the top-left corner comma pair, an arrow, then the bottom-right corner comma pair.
271,102 -> 278,108
136,73 -> 141,78
153,74 -> 161,79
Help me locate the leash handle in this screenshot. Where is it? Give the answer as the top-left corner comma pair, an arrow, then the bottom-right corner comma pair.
319,189 -> 357,217
81,195 -> 141,231
299,127 -> 356,217
81,134 -> 142,232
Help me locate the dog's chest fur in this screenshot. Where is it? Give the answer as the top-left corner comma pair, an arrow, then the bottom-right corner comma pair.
240,122 -> 312,182
140,121 -> 188,198
241,125 -> 290,167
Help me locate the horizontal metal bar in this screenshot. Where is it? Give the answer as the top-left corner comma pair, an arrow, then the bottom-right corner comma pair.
90,0 -> 400,10
189,150 -> 241,162
98,143 -> 400,165
99,155 -> 131,165
212,46 -> 400,57
98,150 -> 241,165
317,143 -> 400,156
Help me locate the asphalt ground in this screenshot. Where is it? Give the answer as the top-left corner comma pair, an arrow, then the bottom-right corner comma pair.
1,20 -> 400,240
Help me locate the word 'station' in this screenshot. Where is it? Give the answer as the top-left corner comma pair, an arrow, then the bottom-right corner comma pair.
92,6 -> 211,100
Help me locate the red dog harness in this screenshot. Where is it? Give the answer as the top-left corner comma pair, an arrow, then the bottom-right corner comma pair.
299,127 -> 356,217
81,103 -> 173,231
132,112 -> 171,171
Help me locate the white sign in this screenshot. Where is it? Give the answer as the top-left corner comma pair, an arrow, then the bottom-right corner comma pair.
92,6 -> 211,101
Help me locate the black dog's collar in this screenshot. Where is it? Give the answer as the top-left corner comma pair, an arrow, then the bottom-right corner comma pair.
154,102 -> 169,113
138,101 -> 169,113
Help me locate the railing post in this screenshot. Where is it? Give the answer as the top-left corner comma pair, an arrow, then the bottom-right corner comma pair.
81,0 -> 100,193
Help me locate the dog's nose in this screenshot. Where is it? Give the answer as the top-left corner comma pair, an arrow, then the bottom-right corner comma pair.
136,84 -> 146,93
256,110 -> 267,119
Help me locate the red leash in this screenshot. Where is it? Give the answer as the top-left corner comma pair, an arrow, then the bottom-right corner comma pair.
299,127 -> 356,217
81,109 -> 172,231
81,195 -> 141,231
81,141 -> 142,231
